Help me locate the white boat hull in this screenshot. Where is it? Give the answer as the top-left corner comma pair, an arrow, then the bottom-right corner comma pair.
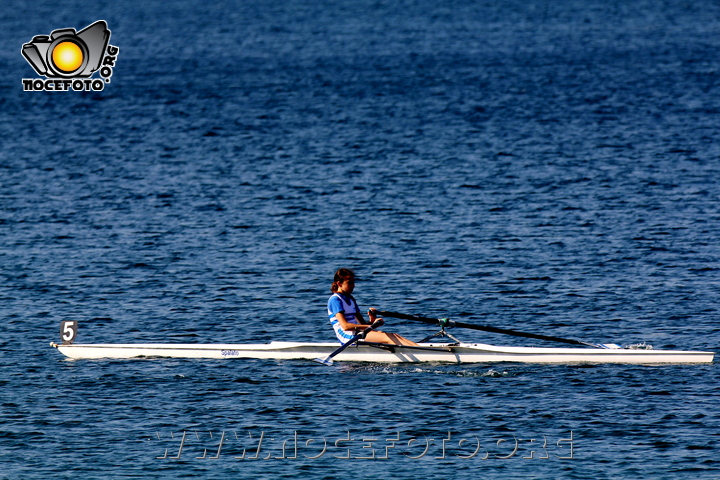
51,341 -> 714,364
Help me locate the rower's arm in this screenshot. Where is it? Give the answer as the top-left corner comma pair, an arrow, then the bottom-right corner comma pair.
335,312 -> 369,331
354,309 -> 368,325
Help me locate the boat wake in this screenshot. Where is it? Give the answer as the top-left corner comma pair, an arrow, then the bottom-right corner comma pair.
334,364 -> 514,378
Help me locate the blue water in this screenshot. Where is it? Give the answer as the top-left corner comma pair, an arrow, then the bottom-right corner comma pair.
2,0 -> 720,478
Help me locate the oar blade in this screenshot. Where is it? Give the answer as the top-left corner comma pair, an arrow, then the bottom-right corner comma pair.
313,357 -> 334,366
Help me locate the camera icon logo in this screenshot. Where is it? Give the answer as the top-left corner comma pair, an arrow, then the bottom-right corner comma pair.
22,20 -> 110,78
21,20 -> 119,92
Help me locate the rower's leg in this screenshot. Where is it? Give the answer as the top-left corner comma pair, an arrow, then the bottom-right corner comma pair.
364,331 -> 419,347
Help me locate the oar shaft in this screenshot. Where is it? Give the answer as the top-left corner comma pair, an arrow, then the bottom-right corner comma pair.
375,310 -> 596,347
315,319 -> 385,365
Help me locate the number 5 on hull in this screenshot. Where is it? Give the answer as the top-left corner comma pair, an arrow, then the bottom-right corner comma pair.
60,321 -> 78,345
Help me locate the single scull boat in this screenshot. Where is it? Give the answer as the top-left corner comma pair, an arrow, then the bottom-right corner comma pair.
50,341 -> 714,364
49,314 -> 715,364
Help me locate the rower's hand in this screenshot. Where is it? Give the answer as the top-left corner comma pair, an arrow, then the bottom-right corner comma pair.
368,308 -> 377,321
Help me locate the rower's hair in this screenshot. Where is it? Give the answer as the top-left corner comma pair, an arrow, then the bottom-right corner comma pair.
331,268 -> 355,292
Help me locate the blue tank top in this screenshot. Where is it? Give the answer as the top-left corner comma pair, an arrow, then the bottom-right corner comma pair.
328,293 -> 359,325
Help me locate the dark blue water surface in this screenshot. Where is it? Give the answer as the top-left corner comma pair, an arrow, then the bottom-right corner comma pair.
2,0 -> 720,478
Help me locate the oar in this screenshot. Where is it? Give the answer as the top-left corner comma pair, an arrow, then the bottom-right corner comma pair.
374,310 -> 600,348
314,319 -> 385,366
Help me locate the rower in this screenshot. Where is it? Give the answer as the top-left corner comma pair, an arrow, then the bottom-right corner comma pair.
327,268 -> 418,346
